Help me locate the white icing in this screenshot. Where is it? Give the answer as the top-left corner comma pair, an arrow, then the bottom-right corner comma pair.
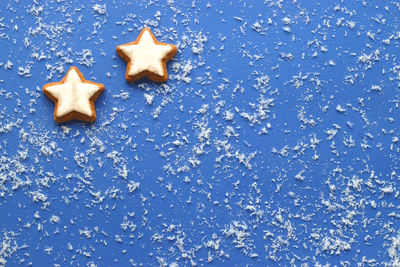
119,29 -> 174,77
45,69 -> 101,117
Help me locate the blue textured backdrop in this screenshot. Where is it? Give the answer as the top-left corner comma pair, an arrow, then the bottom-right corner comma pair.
1,0 -> 400,266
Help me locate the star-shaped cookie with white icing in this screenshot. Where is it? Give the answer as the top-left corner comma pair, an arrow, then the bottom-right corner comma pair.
116,28 -> 177,82
43,66 -> 105,122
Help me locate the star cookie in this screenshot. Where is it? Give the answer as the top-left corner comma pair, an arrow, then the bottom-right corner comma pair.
43,66 -> 105,123
116,28 -> 177,82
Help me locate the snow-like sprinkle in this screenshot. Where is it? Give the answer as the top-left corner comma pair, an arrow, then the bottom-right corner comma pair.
0,0 -> 399,266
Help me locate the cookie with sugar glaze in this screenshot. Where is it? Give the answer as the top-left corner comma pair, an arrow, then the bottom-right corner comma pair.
43,66 -> 104,123
116,28 -> 177,82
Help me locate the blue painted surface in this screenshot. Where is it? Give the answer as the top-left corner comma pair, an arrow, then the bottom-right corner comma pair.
1,0 -> 400,266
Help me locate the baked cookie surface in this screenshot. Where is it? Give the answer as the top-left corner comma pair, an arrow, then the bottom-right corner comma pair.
116,28 -> 177,82
43,66 -> 105,123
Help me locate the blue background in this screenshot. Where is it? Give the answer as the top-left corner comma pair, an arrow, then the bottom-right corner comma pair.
1,0 -> 400,266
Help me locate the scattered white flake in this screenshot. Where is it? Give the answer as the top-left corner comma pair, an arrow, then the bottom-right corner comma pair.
18,64 -> 32,77
321,235 -> 351,255
0,2 -> 398,266
127,181 -> 140,193
336,104 -> 346,112
371,84 -> 382,92
49,215 -> 60,224
144,93 -> 154,105
76,49 -> 95,67
92,4 -> 107,15
4,61 -> 13,70
0,231 -> 18,266
191,31 -> 208,54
